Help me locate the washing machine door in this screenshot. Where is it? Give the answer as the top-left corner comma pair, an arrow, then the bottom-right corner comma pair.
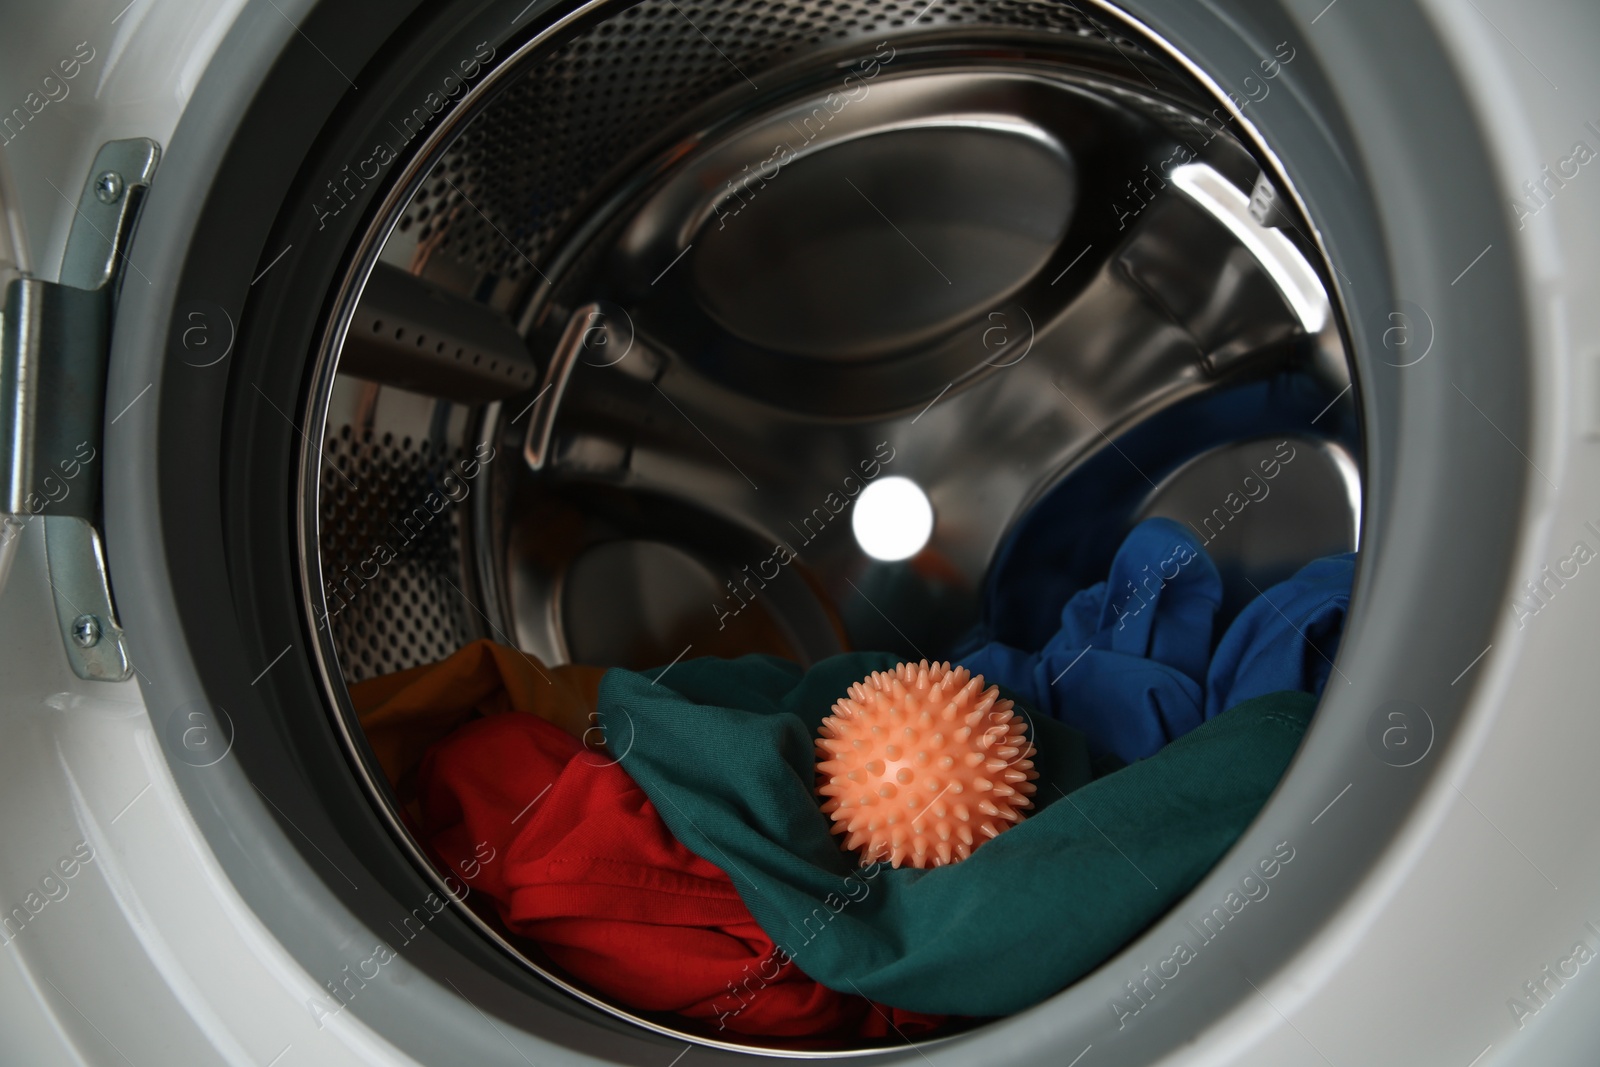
2,0 -> 1599,1064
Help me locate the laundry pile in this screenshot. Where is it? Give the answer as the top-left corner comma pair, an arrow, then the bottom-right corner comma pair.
961,517 -> 1355,764
351,518 -> 1354,1041
354,639 -> 942,1041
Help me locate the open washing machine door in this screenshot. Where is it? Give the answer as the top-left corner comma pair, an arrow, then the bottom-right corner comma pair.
1,0 -> 1599,1064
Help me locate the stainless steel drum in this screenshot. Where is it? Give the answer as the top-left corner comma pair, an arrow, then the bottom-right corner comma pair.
300,0 -> 1359,1052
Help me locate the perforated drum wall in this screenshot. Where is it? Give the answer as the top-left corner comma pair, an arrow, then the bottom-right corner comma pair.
322,0 -> 1154,683
316,382 -> 483,682
391,0 -> 1136,285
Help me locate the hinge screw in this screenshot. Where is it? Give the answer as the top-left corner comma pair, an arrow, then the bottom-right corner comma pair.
71,614 -> 102,648
94,171 -> 124,205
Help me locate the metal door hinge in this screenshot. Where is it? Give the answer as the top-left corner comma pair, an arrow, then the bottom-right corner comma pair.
1,138 -> 159,682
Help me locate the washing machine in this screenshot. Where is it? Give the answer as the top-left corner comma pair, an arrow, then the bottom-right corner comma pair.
2,0 -> 1598,1063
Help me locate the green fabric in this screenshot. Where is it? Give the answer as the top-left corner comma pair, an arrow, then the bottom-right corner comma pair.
599,652 -> 1313,1016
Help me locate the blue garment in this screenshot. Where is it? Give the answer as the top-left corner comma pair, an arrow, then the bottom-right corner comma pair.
962,518 -> 1354,764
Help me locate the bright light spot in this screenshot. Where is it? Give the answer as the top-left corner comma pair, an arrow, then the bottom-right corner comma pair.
853,477 -> 934,562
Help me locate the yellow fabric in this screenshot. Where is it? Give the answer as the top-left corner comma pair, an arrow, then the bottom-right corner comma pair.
349,639 -> 604,800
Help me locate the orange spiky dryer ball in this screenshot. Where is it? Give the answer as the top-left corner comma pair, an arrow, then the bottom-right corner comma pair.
815,661 -> 1039,869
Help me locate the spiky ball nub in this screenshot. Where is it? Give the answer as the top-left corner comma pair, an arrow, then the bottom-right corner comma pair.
815,661 -> 1038,869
